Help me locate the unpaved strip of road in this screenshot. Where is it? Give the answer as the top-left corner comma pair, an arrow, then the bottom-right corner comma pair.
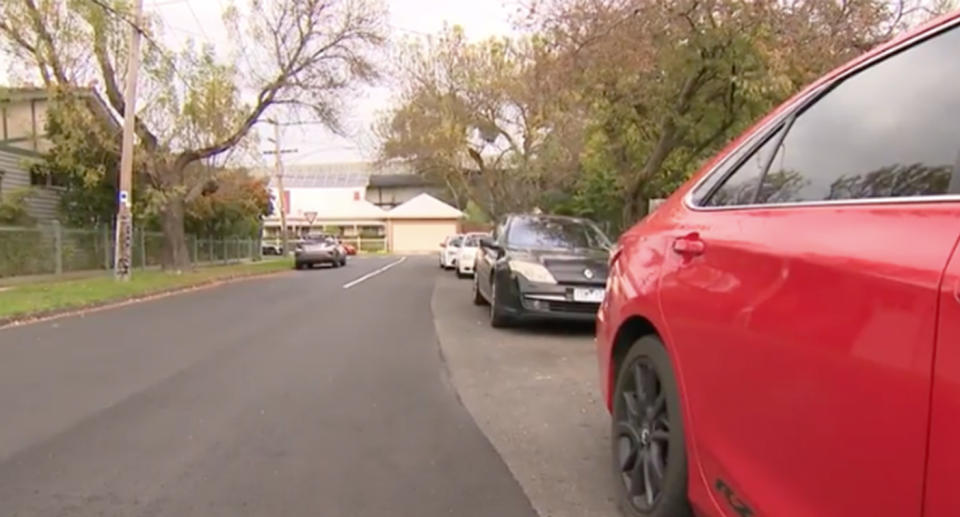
431,272 -> 621,517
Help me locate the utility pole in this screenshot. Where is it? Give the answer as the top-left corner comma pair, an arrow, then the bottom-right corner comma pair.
263,121 -> 297,256
114,0 -> 143,280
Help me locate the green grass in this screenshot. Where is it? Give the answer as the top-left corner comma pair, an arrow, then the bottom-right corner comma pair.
0,259 -> 292,321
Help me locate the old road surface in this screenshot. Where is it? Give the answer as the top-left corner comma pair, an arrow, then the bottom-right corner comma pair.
0,256 -> 538,517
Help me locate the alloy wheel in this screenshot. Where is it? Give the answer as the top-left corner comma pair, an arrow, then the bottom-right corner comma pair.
615,358 -> 671,512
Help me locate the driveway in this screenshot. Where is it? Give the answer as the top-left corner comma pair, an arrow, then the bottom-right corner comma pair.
0,256 -> 536,517
431,272 -> 621,517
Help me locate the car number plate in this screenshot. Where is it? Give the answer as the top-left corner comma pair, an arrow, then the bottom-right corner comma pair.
573,288 -> 605,303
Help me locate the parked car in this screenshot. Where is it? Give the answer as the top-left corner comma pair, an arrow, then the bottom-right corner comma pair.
473,214 -> 611,327
261,243 -> 283,256
294,236 -> 347,269
439,234 -> 463,269
455,233 -> 487,278
596,15 -> 960,517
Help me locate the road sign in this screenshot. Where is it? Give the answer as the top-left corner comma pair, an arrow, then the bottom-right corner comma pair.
304,211 -> 318,225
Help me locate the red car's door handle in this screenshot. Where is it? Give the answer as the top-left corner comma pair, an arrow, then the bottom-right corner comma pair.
672,235 -> 705,256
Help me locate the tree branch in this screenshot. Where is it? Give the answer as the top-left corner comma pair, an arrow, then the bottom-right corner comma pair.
88,12 -> 159,152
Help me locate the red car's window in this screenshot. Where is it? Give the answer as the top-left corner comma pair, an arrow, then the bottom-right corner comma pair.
758,24 -> 960,204
707,127 -> 785,207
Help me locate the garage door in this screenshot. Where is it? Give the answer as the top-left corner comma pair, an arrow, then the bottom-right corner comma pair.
391,220 -> 458,253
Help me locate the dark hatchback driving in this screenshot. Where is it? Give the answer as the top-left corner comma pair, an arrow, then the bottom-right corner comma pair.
473,214 -> 611,327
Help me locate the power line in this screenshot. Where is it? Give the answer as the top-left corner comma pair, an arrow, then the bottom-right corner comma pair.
82,0 -> 193,86
290,144 -> 363,163
184,0 -> 212,44
389,24 -> 432,37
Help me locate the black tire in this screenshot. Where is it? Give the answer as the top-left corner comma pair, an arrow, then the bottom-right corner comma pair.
340,257 -> 347,267
473,275 -> 487,306
489,278 -> 511,328
456,269 -> 465,279
332,260 -> 340,268
294,262 -> 303,270
611,335 -> 692,517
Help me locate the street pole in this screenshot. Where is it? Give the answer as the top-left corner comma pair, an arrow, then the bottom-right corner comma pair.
114,0 -> 143,281
263,121 -> 297,256
273,122 -> 289,256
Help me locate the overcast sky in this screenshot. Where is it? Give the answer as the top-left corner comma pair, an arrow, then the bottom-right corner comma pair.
148,0 -> 518,166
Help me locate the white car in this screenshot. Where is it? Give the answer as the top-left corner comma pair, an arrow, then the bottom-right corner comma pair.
439,234 -> 463,269
456,234 -> 485,278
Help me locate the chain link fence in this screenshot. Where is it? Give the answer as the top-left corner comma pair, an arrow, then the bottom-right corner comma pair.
0,221 -> 262,279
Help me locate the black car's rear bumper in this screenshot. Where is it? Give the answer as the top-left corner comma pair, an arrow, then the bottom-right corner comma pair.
494,272 -> 603,322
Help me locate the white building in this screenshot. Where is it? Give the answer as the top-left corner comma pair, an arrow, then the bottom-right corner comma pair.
260,162 -> 462,253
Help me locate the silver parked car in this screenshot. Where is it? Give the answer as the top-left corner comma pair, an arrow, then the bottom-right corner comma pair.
294,236 -> 347,269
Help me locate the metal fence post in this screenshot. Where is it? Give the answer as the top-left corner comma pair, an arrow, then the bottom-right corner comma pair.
208,237 -> 213,263
52,220 -> 63,275
139,229 -> 147,269
191,235 -> 198,265
222,239 -> 228,264
102,224 -> 111,270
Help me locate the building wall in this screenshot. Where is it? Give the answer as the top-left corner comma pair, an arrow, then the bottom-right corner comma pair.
366,185 -> 443,209
389,219 -> 459,254
0,148 -> 59,221
1,97 -> 50,153
270,186 -> 366,216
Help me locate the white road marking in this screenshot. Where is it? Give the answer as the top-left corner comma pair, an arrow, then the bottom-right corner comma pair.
342,257 -> 407,289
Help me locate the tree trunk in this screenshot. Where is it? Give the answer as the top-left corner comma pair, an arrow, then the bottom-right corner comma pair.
622,117 -> 679,225
622,190 -> 648,228
160,196 -> 191,271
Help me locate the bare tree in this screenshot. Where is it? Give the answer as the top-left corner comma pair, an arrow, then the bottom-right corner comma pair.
0,0 -> 386,268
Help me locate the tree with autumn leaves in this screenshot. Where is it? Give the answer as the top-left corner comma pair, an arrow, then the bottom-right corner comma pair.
380,0 -> 952,231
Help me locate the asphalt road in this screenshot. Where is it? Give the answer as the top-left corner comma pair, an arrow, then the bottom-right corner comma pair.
0,256 -> 537,517
432,273 -> 620,517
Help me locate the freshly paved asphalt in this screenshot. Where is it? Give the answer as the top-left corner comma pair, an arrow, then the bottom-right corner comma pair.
0,256 -> 537,517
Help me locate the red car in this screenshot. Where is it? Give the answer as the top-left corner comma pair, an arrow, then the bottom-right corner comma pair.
596,13 -> 960,517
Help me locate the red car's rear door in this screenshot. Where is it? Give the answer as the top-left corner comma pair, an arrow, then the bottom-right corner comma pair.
660,203 -> 957,517
657,21 -> 960,517
924,239 -> 960,517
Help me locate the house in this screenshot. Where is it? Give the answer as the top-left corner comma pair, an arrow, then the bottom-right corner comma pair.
386,193 -> 464,253
0,87 -> 118,221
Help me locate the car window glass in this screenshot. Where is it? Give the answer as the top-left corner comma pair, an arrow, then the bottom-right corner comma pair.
463,235 -> 480,246
707,127 -> 785,207
450,236 -> 463,246
506,217 -> 610,250
758,25 -> 960,203
692,130 -> 765,204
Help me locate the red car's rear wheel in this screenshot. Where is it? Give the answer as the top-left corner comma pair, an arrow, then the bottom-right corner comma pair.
612,335 -> 691,517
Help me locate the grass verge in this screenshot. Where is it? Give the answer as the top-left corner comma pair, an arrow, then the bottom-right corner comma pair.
0,259 -> 292,323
